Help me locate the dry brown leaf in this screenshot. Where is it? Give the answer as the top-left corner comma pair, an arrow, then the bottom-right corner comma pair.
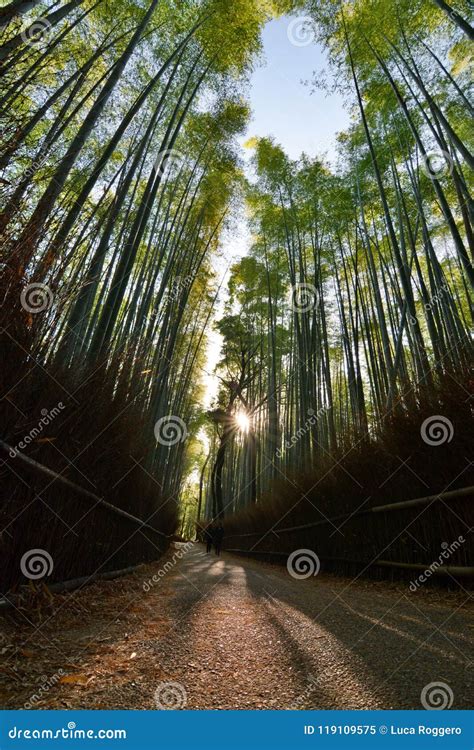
59,674 -> 91,685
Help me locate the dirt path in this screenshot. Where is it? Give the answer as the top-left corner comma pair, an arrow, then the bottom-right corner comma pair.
0,544 -> 472,710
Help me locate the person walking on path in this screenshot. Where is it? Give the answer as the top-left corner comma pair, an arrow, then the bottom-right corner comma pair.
213,524 -> 224,556
204,525 -> 213,554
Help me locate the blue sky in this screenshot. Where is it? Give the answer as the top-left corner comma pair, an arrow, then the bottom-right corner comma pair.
218,16 -> 351,268
203,16 -> 351,407
243,16 -> 350,163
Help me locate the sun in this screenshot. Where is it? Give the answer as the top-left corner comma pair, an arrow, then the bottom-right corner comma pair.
235,411 -> 250,433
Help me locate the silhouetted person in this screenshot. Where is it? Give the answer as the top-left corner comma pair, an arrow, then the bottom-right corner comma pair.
204,525 -> 213,553
213,524 -> 224,556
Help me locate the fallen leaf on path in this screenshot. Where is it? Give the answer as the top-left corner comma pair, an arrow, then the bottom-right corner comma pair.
59,674 -> 91,685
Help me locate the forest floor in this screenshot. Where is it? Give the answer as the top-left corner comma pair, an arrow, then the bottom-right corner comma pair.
0,544 -> 472,710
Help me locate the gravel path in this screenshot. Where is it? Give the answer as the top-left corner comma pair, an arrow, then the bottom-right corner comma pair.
0,544 -> 472,710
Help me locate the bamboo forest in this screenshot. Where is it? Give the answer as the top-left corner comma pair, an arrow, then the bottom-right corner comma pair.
0,0 -> 473,719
